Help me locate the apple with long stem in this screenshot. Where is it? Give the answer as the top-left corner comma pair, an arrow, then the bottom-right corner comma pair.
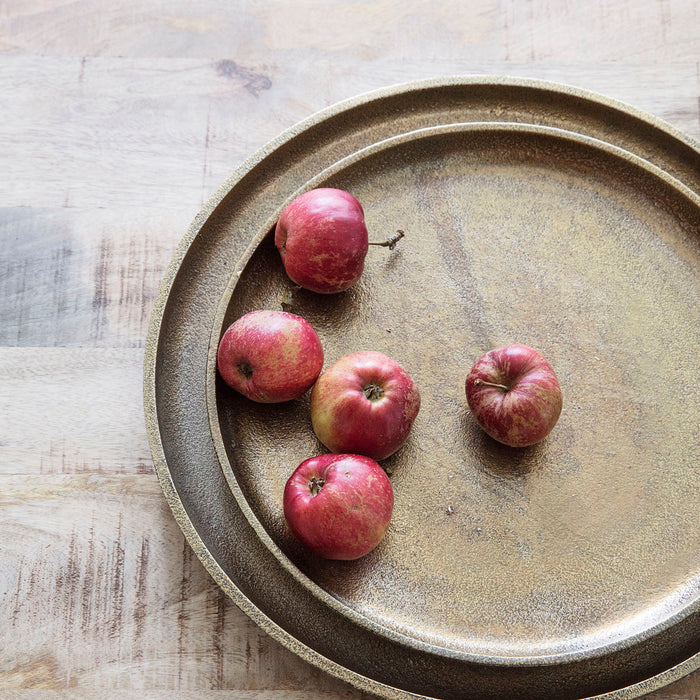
310,351 -> 421,460
283,453 -> 394,560
274,187 -> 404,294
465,344 -> 563,447
217,309 -> 324,403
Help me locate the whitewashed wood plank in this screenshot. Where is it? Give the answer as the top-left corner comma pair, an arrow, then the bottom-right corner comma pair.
0,208 -> 189,347
0,473 -> 366,696
2,0 -> 698,63
0,348 -> 152,473
0,55 -> 290,210
500,0 -> 700,63
0,57 -> 698,212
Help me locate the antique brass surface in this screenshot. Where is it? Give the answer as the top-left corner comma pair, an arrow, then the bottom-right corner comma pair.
144,78 -> 700,699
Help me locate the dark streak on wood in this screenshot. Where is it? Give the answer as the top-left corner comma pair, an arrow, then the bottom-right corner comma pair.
256,634 -> 270,679
177,536 -> 193,688
81,519 -> 96,633
64,529 -> 80,641
95,538 -> 107,635
245,637 -> 252,677
54,557 -> 65,595
211,585 -> 226,689
110,513 -> 125,639
11,560 -> 25,626
136,460 -> 154,475
92,237 -> 111,342
28,564 -> 38,605
52,245 -> 73,320
133,536 -> 150,656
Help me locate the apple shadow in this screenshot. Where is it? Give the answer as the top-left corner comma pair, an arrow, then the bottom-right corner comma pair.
280,282 -> 368,337
216,376 -> 313,432
379,431 -> 421,478
369,237 -> 405,274
457,408 -> 544,479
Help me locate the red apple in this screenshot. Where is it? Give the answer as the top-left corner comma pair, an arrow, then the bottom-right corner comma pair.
283,453 -> 394,560
274,188 -> 369,294
310,351 -> 421,461
217,309 -> 323,403
465,344 -> 563,447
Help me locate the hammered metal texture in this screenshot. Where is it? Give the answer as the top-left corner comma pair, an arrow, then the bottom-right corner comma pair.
144,79 -> 700,700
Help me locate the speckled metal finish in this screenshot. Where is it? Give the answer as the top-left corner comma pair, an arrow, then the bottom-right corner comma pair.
144,78 -> 700,699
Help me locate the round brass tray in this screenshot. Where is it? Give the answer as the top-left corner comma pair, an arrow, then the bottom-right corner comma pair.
144,78 -> 700,699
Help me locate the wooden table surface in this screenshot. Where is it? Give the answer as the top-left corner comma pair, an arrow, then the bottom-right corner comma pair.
2,2 -> 699,698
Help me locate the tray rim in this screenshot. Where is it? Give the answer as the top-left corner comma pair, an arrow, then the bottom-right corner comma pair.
143,76 -> 700,699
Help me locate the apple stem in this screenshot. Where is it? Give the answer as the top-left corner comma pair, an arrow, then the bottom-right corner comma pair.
308,476 -> 325,496
474,378 -> 510,391
368,229 -> 405,250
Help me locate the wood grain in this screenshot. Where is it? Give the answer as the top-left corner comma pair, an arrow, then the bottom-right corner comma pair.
0,474 -> 366,696
0,349 -> 151,473
2,0 -> 698,63
1,0 -> 699,697
0,209 -> 184,347
0,56 -> 698,210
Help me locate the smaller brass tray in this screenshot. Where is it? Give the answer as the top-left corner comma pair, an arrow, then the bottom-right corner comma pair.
145,78 -> 700,699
